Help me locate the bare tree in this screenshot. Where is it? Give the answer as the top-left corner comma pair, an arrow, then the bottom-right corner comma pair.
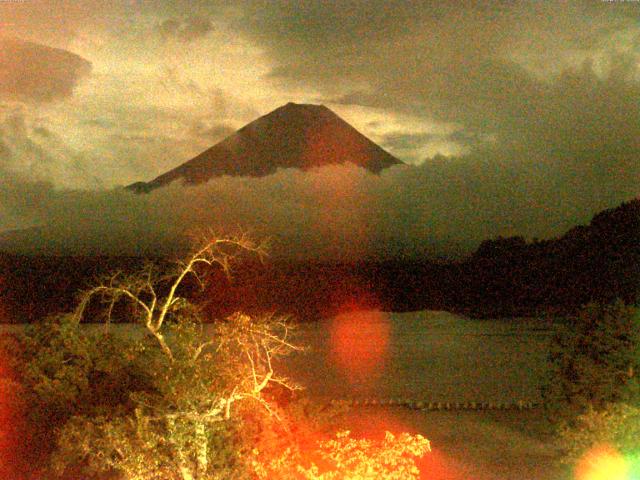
74,233 -> 264,359
55,233 -> 303,480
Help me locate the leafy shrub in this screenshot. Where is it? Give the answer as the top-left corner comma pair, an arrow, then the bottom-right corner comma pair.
47,312 -> 303,480
0,317 -> 145,478
542,300 -> 640,420
558,402 -> 640,465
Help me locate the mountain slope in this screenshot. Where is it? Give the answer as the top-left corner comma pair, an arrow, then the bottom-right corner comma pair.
458,198 -> 640,315
128,102 -> 402,192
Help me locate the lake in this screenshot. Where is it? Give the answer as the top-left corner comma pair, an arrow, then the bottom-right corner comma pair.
1,310 -> 555,404
274,310 -> 554,404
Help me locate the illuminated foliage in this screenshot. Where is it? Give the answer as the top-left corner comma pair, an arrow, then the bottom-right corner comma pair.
0,314 -> 145,478
3,234 -> 432,479
3,235 -> 307,479
49,313 -> 300,480
558,403 -> 640,478
254,430 -> 430,480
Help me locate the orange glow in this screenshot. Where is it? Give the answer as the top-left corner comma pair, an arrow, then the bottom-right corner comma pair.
302,114 -> 369,170
303,117 -> 373,261
328,306 -> 390,384
343,407 -> 409,439
418,447 -> 467,480
0,355 -> 20,478
0,329 -> 28,479
333,408 -> 460,480
575,444 -> 630,480
256,407 -> 432,479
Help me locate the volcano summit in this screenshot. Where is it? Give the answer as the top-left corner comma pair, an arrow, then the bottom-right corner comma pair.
128,103 -> 402,192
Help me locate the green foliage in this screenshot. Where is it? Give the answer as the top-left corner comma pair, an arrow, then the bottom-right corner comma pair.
41,313 -> 300,479
558,402 -> 640,466
0,236 -> 310,480
542,300 -> 640,420
0,316 -> 146,477
20,316 -> 144,417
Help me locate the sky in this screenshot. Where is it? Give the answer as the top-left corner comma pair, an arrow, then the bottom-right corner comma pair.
0,0 -> 638,258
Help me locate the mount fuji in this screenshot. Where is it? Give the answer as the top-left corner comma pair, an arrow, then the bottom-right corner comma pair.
128,102 -> 402,192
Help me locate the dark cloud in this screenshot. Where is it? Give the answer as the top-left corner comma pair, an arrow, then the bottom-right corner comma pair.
231,2 -> 640,159
157,16 -> 214,42
190,122 -> 236,143
0,37 -> 91,102
1,155 -> 637,258
0,1 -> 637,260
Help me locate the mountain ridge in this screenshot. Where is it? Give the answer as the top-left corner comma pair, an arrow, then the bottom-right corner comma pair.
129,102 -> 402,192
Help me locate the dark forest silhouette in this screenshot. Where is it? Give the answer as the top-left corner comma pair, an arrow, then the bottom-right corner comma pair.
1,198 -> 638,322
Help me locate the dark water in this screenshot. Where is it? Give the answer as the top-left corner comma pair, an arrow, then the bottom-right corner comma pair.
276,310 -> 554,403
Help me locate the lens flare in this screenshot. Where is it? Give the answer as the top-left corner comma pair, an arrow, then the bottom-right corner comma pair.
575,444 -> 631,480
328,305 -> 389,384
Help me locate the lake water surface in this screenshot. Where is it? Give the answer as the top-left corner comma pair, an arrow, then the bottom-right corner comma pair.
2,310 -> 555,404
272,310 -> 554,403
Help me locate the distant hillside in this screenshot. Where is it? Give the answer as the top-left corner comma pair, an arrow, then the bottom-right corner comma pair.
128,102 -> 402,192
202,198 -> 639,319
1,199 -> 637,322
455,198 -> 640,316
